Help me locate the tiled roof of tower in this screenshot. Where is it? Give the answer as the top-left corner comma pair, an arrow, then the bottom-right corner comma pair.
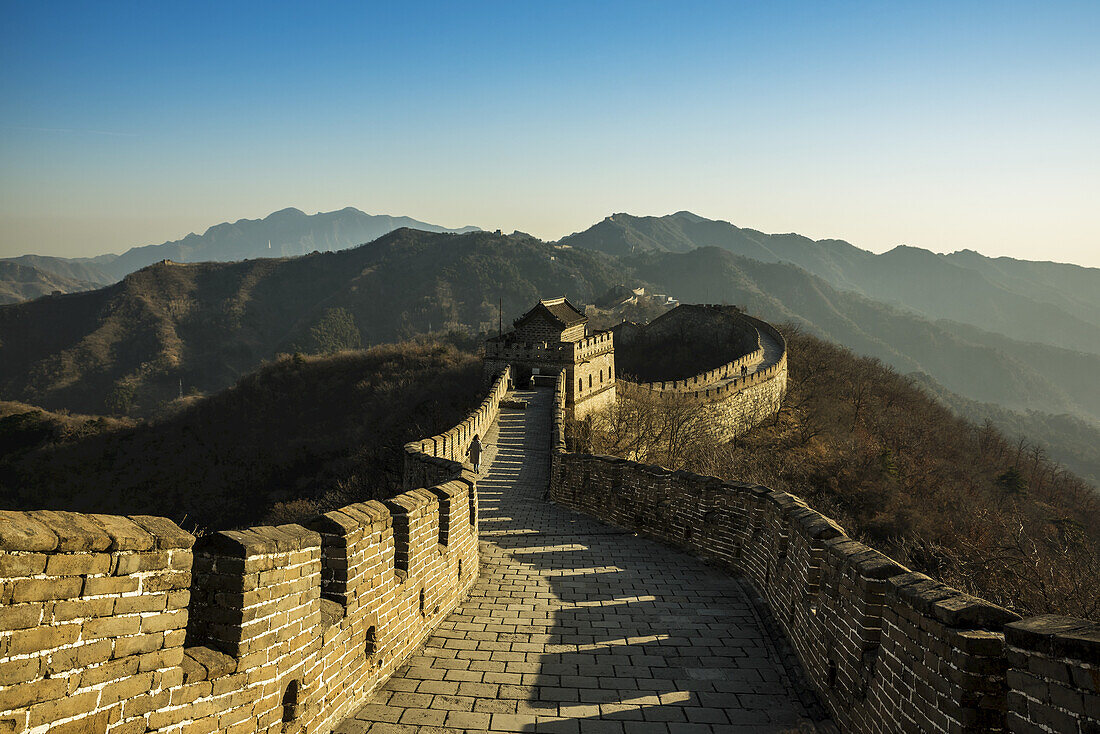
517,297 -> 587,328
541,297 -> 588,326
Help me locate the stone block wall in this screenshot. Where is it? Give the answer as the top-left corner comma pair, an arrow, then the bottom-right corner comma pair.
548,375 -> 1099,733
0,372 -> 503,733
402,365 -> 511,491
0,511 -> 194,733
1004,616 -> 1100,733
570,334 -> 616,420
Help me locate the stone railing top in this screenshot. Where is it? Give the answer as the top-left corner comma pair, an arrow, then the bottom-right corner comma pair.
194,523 -> 320,557
1005,614 -> 1100,660
0,508 -> 194,552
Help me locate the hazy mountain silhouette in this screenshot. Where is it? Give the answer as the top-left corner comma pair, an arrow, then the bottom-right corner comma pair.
0,255 -> 114,288
0,261 -> 103,304
2,207 -> 481,286
628,246 -> 1100,425
911,372 -> 1100,487
561,211 -> 1100,355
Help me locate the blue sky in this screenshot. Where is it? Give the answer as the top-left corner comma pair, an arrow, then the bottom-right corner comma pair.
2,1 -> 1098,265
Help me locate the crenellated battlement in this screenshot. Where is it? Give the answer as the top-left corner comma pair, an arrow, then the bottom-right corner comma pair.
0,371 -> 502,733
616,312 -> 788,438
547,371 -> 1100,733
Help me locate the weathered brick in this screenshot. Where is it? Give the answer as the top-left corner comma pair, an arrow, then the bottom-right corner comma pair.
0,657 -> 42,687
140,608 -> 187,633
143,571 -> 191,592
99,671 -> 154,705
0,677 -> 65,711
11,577 -> 82,602
113,551 -> 171,575
128,515 -> 195,550
50,596 -> 114,622
0,602 -> 43,630
6,623 -> 79,655
86,514 -> 156,551
137,646 -> 184,672
77,656 -> 138,687
112,632 -> 164,658
42,710 -> 110,734
47,638 -> 112,673
121,688 -> 169,718
83,614 -> 140,639
0,553 -> 47,577
113,592 -> 168,615
0,511 -> 59,552
45,552 -> 111,577
28,511 -> 111,552
82,574 -> 139,596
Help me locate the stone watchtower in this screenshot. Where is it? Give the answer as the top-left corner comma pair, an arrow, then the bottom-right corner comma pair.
483,297 -> 616,419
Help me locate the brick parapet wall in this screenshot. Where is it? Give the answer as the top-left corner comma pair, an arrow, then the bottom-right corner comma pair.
548,391 -> 1099,732
0,511 -> 194,733
0,368 -> 508,733
1003,616 -> 1100,733
402,365 -> 510,491
616,313 -> 788,438
0,480 -> 480,733
622,314 -> 783,399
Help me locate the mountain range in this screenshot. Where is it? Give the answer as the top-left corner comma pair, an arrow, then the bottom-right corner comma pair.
0,229 -> 622,414
2,209 -> 1097,486
0,207 -> 480,298
0,261 -> 103,305
561,212 -> 1100,355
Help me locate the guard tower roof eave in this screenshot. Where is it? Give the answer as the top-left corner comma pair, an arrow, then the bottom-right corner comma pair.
513,297 -> 587,330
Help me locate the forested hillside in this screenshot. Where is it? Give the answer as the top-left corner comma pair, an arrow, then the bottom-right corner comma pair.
629,247 -> 1100,425
576,327 -> 1100,620
0,229 -> 626,414
0,261 -> 102,304
0,339 -> 482,533
2,221 -> 1097,486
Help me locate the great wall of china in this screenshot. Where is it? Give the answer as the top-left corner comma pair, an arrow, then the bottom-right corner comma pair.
615,309 -> 789,439
0,369 -> 511,734
0,302 -> 1096,733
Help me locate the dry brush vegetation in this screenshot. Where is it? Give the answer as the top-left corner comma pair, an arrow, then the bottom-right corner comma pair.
0,337 -> 484,534
573,327 -> 1100,621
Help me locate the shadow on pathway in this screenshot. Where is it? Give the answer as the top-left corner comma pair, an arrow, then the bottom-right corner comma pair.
337,388 -> 829,734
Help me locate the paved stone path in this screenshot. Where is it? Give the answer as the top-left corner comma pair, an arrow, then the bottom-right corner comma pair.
335,389 -> 821,734
705,328 -> 785,392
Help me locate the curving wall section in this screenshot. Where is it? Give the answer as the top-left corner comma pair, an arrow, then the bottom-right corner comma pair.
402,366 -> 511,492
618,314 -> 788,438
0,372 -> 508,733
549,372 -> 1100,734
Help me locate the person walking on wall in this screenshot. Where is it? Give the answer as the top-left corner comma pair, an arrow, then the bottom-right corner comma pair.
467,434 -> 484,474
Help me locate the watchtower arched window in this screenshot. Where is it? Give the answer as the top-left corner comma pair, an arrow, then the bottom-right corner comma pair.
588,375 -> 592,388
578,377 -> 583,392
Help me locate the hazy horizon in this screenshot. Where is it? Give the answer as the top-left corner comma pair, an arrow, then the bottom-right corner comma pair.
5,204 -> 1100,271
2,2 -> 1098,267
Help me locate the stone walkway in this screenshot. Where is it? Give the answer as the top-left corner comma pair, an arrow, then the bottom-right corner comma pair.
335,389 -> 822,734
705,327 -> 785,392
